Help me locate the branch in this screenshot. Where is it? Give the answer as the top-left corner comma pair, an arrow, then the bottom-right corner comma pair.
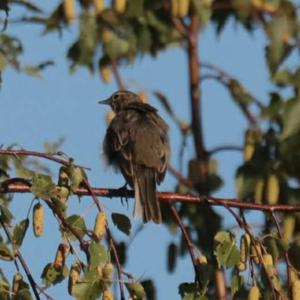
201,62 -> 264,110
0,149 -> 126,299
207,198 -> 277,296
270,212 -> 292,290
44,198 -> 89,253
170,206 -> 202,290
171,16 -> 188,37
0,218 -> 54,300
82,178 -> 126,300
110,60 -> 126,90
167,165 -> 194,190
208,145 -> 243,155
187,12 -> 206,162
0,149 -> 89,169
3,180 -> 300,213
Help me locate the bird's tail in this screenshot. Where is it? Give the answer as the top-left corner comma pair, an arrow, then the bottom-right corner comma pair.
133,166 -> 162,223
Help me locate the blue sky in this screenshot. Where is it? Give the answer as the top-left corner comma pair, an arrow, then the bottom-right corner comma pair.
0,2 -> 273,299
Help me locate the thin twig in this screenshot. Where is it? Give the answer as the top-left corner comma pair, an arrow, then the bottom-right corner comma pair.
44,199 -> 88,253
82,178 -> 126,300
201,62 -> 264,110
0,218 -> 54,300
227,209 -> 277,297
270,211 -> 292,289
0,149 -> 89,169
170,205 -> 202,290
208,145 -> 243,155
167,165 -> 194,190
171,16 -> 188,37
110,60 -> 126,90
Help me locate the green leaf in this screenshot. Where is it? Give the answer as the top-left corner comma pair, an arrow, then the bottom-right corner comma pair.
16,167 -> 35,179
272,69 -> 293,86
125,282 -> 145,300
228,79 -> 254,107
136,25 -> 152,53
0,268 -> 10,299
235,166 -> 257,200
30,173 -> 56,199
67,165 -> 85,193
0,242 -> 13,261
192,0 -> 212,26
266,15 -> 291,44
183,294 -> 206,300
0,204 -> 14,223
88,242 -> 109,270
23,66 -> 42,79
41,263 -> 68,287
265,42 -> 292,74
178,282 -> 200,298
260,92 -> 284,121
280,98 -> 300,141
0,53 -> 7,72
13,218 -> 29,248
214,231 -> 231,243
111,213 -> 131,236
263,234 -> 289,263
167,242 -> 177,273
67,13 -> 97,72
214,231 -> 240,268
125,0 -> 144,18
15,288 -> 33,300
141,279 -> 156,300
72,279 -> 102,300
64,215 -> 87,240
231,274 -> 244,297
198,261 -> 211,290
105,36 -> 130,60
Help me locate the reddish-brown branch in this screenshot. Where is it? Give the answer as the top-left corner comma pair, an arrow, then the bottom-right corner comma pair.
187,12 -> 206,162
167,165 -> 194,190
211,198 -> 277,296
0,149 -> 89,169
214,269 -> 227,300
270,212 -> 292,290
82,178 -> 126,300
243,223 -> 277,297
110,60 -> 126,90
3,181 -> 300,213
0,218 -> 53,300
44,199 -> 89,253
171,16 -> 188,37
170,206 -> 202,289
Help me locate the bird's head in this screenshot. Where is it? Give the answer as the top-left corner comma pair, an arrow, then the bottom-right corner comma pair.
98,90 -> 140,113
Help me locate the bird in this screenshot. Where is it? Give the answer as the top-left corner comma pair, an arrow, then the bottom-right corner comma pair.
99,90 -> 170,223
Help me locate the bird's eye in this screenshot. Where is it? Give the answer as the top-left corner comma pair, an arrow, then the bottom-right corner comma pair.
113,94 -> 120,101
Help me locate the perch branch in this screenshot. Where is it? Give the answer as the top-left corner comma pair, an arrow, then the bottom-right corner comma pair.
2,180 -> 300,212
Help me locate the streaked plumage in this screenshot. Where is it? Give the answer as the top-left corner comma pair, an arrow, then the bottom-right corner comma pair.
99,91 -> 170,223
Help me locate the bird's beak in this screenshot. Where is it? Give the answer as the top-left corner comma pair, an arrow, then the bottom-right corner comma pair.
98,98 -> 112,105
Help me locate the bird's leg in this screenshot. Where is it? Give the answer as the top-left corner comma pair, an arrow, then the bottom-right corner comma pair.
117,182 -> 129,208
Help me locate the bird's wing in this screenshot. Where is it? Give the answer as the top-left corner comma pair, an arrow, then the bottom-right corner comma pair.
133,114 -> 170,184
104,116 -> 134,184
